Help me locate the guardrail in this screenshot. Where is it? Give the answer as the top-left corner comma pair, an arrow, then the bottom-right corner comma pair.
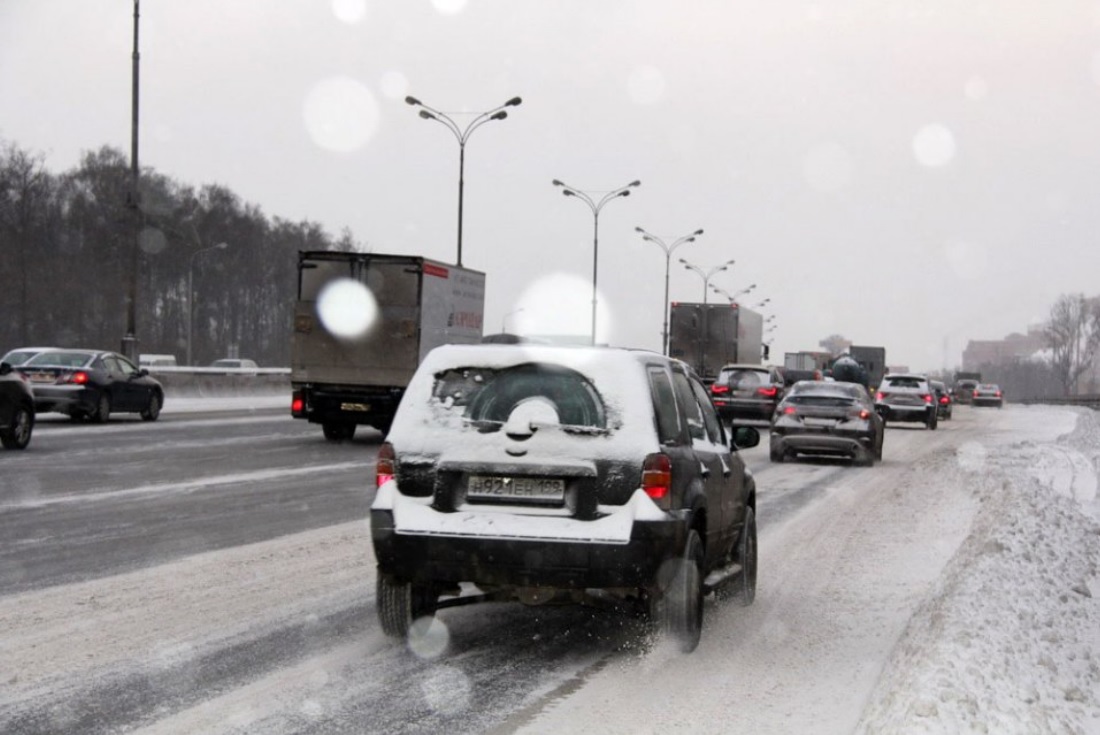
142,366 -> 291,394
1015,395 -> 1100,409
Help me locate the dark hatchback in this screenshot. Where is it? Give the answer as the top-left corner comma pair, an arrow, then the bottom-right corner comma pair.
18,349 -> 164,422
769,380 -> 884,466
0,361 -> 35,450
709,363 -> 785,423
930,380 -> 953,420
372,344 -> 761,653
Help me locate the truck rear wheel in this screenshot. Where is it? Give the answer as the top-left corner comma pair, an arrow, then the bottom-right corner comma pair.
322,422 -> 356,442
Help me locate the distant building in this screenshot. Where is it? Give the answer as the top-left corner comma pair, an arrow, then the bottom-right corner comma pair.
962,326 -> 1047,372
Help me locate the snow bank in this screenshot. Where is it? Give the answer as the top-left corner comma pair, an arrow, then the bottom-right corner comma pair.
857,409 -> 1100,734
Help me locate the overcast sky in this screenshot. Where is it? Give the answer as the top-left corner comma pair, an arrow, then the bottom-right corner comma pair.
3,0 -> 1100,370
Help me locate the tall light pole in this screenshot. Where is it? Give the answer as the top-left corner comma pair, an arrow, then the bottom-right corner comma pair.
636,226 -> 702,355
123,0 -> 142,360
405,95 -> 522,267
552,179 -> 641,345
680,258 -> 735,305
754,298 -> 771,309
712,282 -> 756,304
188,241 -> 228,366
681,258 -> 734,376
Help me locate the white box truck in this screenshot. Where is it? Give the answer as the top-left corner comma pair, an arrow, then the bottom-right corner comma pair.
291,251 -> 485,440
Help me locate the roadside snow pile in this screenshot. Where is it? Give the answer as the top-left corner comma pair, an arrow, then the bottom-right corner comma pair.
857,411 -> 1100,734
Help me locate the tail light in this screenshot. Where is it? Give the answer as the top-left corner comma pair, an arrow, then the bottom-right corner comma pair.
64,371 -> 89,385
848,408 -> 871,420
711,384 -> 730,395
995,390 -> 1002,397
783,405 -> 798,415
921,394 -> 932,404
376,442 -> 396,488
939,395 -> 949,404
757,386 -> 778,398
876,391 -> 886,401
641,453 -> 672,507
291,390 -> 305,415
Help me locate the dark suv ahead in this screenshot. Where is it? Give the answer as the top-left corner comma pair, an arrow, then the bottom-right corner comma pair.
371,344 -> 760,653
709,363 -> 785,423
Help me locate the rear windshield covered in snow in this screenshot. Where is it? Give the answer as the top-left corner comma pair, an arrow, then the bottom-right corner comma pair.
432,363 -> 607,429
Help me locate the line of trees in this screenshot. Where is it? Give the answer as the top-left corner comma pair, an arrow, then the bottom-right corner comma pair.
0,139 -> 361,366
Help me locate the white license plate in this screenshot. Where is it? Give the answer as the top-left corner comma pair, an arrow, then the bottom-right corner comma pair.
340,402 -> 370,411
803,417 -> 836,427
30,373 -> 55,383
467,475 -> 565,502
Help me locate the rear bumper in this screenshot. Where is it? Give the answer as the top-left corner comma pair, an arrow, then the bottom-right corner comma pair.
712,398 -> 776,421
291,384 -> 403,426
877,404 -> 933,423
771,428 -> 872,457
972,398 -> 1002,407
371,484 -> 689,590
30,385 -> 95,414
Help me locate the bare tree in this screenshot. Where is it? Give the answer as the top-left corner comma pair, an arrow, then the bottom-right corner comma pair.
1045,293 -> 1100,396
818,333 -> 850,356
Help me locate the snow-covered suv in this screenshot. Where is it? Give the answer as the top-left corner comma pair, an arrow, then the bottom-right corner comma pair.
875,373 -> 938,429
371,344 -> 761,653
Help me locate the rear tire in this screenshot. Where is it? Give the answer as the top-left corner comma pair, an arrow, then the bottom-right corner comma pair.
1,404 -> 34,450
92,394 -> 111,424
322,422 -> 356,442
769,445 -> 785,463
730,508 -> 757,606
376,573 -> 435,638
657,529 -> 705,653
926,412 -> 937,431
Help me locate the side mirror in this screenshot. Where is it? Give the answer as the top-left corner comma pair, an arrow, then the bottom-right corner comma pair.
138,368 -> 150,377
731,425 -> 760,450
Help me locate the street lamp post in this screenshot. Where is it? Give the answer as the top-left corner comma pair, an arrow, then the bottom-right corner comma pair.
636,226 -> 703,355
680,258 -> 735,305
681,258 -> 735,375
122,0 -> 142,360
188,241 -> 228,366
405,95 -> 522,267
754,298 -> 771,309
552,179 -> 641,344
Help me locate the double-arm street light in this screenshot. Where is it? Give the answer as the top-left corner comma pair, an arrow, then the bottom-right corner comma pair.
406,95 -> 522,267
681,258 -> 735,305
188,241 -> 229,366
636,226 -> 703,355
754,298 -> 771,309
713,282 -> 756,303
552,179 -> 641,344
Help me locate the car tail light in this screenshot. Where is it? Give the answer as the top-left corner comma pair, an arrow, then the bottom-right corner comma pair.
376,442 -> 396,488
291,390 -> 305,415
757,386 -> 778,398
641,453 -> 672,505
783,405 -> 798,415
995,390 -> 1002,397
876,391 -> 886,401
711,384 -> 729,395
64,371 -> 89,385
921,393 -> 932,404
939,395 -> 949,404
849,408 -> 871,420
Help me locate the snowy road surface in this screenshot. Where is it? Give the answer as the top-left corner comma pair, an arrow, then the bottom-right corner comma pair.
1,401 -> 1098,734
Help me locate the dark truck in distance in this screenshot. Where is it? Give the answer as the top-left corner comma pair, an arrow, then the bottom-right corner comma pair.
669,302 -> 763,382
371,344 -> 761,653
290,251 -> 485,441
